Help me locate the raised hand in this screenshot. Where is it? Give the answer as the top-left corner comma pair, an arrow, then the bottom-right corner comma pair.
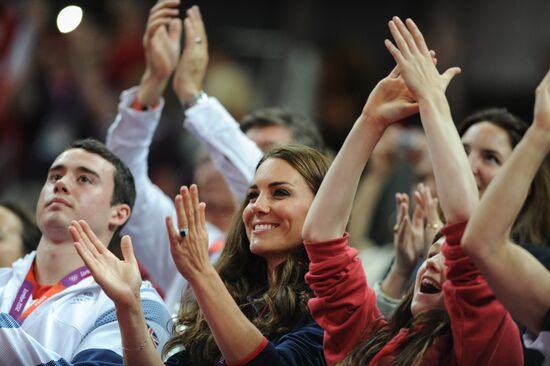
393,193 -> 425,275
173,6 -> 209,103
384,17 -> 460,102
533,69 -> 550,141
413,182 -> 443,251
361,65 -> 418,132
138,0 -> 182,106
71,220 -> 142,307
165,185 -> 211,283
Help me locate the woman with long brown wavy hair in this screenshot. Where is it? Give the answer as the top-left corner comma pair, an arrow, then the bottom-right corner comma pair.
70,144 -> 330,366
161,145 -> 331,365
302,17 -> 522,366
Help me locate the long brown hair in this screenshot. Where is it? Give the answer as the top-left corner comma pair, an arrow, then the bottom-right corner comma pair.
163,145 -> 331,365
340,288 -> 450,366
458,108 -> 550,245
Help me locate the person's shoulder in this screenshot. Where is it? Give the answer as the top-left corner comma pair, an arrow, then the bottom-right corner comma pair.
273,315 -> 324,343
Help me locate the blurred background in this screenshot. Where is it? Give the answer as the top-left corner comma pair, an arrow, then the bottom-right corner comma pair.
1,0 -> 549,213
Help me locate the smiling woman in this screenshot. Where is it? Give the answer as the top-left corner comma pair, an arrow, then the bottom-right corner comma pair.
70,144 -> 331,366
243,153 -> 316,270
164,145 -> 330,365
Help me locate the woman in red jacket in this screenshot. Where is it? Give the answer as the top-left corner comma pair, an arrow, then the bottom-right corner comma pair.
302,16 -> 523,366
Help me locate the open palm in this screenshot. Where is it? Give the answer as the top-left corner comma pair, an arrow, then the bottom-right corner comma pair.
384,17 -> 460,102
362,66 -> 418,128
165,185 -> 211,283
144,0 -> 182,81
71,220 -> 142,307
173,6 -> 209,102
534,69 -> 550,134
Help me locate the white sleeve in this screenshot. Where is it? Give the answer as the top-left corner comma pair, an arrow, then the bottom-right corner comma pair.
184,97 -> 263,201
373,281 -> 401,319
74,287 -> 172,358
0,289 -> 172,365
0,313 -> 70,365
105,87 -> 182,295
0,313 -> 128,366
524,330 -> 550,359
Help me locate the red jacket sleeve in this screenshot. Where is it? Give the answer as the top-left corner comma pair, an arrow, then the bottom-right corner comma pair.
304,233 -> 387,366
442,222 -> 523,366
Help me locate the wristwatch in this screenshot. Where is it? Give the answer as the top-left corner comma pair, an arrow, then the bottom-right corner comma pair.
182,91 -> 208,111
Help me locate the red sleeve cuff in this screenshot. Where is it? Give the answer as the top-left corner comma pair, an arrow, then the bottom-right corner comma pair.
131,98 -> 160,111
227,337 -> 269,366
304,232 -> 350,262
441,221 -> 468,246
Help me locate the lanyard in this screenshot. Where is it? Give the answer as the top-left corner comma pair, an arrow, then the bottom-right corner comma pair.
8,264 -> 91,324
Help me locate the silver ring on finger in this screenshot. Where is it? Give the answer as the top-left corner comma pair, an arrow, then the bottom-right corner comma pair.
194,36 -> 202,44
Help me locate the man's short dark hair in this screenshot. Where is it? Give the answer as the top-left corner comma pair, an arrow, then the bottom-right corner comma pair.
240,107 -> 325,151
67,139 -> 136,211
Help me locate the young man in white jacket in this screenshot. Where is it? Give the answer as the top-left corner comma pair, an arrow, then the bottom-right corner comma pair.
0,139 -> 171,365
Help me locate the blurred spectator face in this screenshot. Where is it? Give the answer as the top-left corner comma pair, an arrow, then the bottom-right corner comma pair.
461,121 -> 513,196
245,125 -> 293,152
194,156 -> 236,232
0,205 -> 24,268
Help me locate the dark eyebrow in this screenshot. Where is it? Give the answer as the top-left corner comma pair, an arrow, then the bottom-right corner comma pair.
48,165 -> 101,180
480,149 -> 502,158
248,181 -> 294,190
48,164 -> 64,173
462,144 -> 503,158
428,241 -> 442,254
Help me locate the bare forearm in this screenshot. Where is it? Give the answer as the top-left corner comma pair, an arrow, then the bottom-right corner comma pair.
418,91 -> 478,223
115,301 -> 164,366
380,264 -> 412,299
478,245 -> 550,335
137,70 -> 168,107
303,116 -> 384,242
189,268 -> 265,364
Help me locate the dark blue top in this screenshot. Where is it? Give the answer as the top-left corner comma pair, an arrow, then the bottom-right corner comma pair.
164,316 -> 326,366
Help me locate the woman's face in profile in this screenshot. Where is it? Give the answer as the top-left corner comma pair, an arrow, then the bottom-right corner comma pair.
243,158 -> 314,269
0,206 -> 25,268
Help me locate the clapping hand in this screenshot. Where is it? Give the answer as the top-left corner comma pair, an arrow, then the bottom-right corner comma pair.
138,0 -> 182,105
393,192 -> 425,276
533,69 -> 550,141
173,6 -> 209,103
384,17 -> 460,102
392,183 -> 442,277
71,220 -> 142,307
165,185 -> 212,283
414,183 -> 443,250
